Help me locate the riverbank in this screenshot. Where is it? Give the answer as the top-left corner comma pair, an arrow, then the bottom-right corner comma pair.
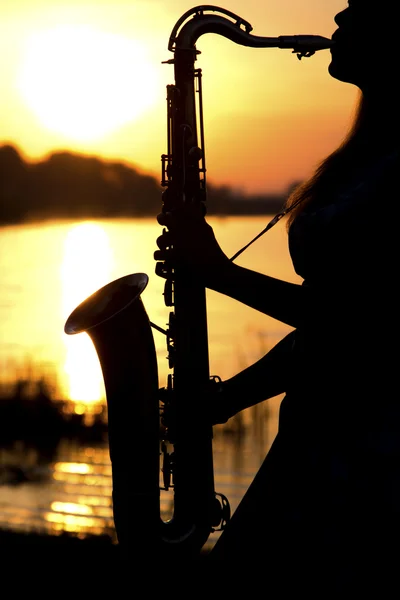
0,376 -> 108,450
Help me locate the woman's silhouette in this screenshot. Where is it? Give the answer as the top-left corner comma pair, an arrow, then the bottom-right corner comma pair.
155,1 -> 399,589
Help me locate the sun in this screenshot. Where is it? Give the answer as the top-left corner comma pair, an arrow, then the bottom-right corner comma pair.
17,24 -> 159,141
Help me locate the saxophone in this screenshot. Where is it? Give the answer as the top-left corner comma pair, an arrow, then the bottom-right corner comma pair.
64,6 -> 332,558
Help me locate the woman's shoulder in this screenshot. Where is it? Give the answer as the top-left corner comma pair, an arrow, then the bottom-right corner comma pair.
315,149 -> 398,222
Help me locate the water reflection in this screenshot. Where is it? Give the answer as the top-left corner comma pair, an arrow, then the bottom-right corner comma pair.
0,217 -> 296,545
0,217 -> 297,397
61,222 -> 112,403
0,418 -> 279,548
0,440 -> 116,539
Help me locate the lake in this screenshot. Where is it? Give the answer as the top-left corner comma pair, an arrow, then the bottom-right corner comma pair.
0,215 -> 300,551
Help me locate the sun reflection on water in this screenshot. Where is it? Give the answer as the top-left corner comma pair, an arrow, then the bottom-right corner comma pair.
47,452 -> 115,535
61,222 -> 113,404
44,511 -> 112,534
54,462 -> 93,475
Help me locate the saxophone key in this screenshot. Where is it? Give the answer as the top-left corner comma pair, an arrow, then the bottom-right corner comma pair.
163,278 -> 174,306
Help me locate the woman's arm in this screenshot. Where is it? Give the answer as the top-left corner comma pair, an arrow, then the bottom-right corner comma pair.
206,262 -> 308,329
210,330 -> 295,424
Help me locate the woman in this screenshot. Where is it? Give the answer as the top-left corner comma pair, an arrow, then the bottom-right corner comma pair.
155,1 -> 399,589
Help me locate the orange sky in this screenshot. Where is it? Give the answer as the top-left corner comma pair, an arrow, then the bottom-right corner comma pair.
0,0 -> 356,195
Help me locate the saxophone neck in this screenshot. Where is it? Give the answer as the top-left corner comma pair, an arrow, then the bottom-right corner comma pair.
167,5 -> 332,57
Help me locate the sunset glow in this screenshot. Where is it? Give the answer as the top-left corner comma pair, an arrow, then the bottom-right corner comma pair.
0,0 -> 355,193
17,24 -> 159,141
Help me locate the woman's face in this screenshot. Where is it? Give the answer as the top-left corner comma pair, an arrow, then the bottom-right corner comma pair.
328,1 -> 394,91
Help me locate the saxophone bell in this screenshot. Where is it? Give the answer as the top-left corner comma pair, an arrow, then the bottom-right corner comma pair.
65,274 -> 161,556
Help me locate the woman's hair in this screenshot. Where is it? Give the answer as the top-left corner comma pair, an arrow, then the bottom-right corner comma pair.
284,91 -> 383,229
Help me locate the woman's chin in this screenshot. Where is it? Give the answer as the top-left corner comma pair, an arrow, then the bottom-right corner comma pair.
328,61 -> 356,86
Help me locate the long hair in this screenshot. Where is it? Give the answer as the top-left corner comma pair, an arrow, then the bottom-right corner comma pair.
284,91 -> 383,229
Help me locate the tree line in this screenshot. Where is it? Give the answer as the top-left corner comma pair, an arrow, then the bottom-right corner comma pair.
0,144 -> 292,224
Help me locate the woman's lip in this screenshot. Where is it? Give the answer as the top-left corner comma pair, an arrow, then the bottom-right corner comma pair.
329,33 -> 341,51
331,29 -> 343,42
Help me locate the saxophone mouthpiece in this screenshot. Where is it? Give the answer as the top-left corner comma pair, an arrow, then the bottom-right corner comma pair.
278,35 -> 333,59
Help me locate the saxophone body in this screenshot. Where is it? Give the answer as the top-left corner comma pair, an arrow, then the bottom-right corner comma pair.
64,6 -> 332,558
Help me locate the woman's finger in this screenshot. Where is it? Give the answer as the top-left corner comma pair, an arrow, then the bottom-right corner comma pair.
154,249 -> 168,261
158,209 -> 204,230
156,230 -> 172,250
157,212 -> 172,227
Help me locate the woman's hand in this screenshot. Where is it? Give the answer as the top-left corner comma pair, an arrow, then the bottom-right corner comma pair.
205,377 -> 237,426
154,205 -> 232,283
